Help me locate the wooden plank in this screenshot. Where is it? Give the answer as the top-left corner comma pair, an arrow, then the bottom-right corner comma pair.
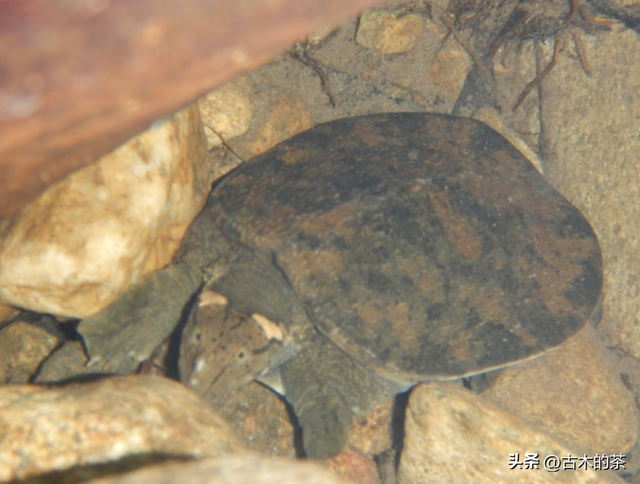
0,0 -> 387,218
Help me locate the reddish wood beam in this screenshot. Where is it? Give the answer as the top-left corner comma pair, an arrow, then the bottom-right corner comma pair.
0,0 -> 387,218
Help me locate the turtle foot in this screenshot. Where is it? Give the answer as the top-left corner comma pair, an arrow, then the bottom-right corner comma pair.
78,263 -> 199,374
298,391 -> 352,459
280,336 -> 389,459
81,315 -> 167,374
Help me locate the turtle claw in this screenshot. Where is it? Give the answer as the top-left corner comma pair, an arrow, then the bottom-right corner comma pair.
85,356 -> 102,368
78,263 -> 200,374
80,313 -> 172,374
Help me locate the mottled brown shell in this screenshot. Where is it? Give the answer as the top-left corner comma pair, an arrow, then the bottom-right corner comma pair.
209,113 -> 602,382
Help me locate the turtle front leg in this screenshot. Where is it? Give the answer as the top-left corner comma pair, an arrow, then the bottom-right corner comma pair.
78,262 -> 200,374
281,334 -> 395,459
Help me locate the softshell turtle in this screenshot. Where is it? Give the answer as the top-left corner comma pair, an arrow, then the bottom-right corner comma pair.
79,113 -> 602,458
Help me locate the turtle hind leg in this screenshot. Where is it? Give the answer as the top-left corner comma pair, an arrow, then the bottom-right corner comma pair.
280,340 -> 352,459
78,262 -> 200,374
280,334 -> 396,459
293,380 -> 353,459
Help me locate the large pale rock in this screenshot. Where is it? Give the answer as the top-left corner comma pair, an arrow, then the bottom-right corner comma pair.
0,375 -> 243,482
0,305 -> 17,324
85,455 -> 352,484
483,324 -> 639,455
398,382 -> 626,484
0,104 -> 210,317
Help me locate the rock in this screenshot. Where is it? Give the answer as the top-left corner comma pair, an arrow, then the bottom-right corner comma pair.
199,77 -> 254,149
483,324 -> 640,455
207,381 -> 296,457
356,9 -> 424,55
348,396 -> 395,458
327,447 -> 381,484
0,104 -> 210,318
0,305 -> 18,324
0,317 -> 60,383
84,455 -> 352,484
0,375 -> 243,482
328,397 -> 397,484
426,33 -> 471,101
398,382 -> 626,484
244,94 -> 312,159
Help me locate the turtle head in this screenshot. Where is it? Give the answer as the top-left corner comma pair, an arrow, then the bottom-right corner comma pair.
179,290 -> 285,397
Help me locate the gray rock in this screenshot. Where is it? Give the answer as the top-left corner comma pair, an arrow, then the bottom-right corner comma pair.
483,324 -> 639,455
0,375 -> 243,482
85,455 -> 353,484
398,382 -> 626,484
